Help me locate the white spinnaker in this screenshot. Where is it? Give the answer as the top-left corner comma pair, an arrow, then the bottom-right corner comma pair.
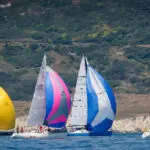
88,67 -> 114,127
68,56 -> 87,126
27,55 -> 46,126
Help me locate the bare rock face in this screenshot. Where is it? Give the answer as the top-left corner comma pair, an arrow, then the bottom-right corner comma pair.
113,115 -> 150,133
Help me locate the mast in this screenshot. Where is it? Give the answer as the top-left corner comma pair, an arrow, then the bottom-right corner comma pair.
27,54 -> 47,126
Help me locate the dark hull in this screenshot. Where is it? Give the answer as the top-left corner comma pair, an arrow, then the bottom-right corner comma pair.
0,131 -> 14,136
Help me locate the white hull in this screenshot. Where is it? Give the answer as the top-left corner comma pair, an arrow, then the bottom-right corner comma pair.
69,129 -> 89,134
67,129 -> 89,136
11,131 -> 49,139
142,132 -> 150,139
67,129 -> 112,136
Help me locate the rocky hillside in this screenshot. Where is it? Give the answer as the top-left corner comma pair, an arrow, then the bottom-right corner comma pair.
0,0 -> 149,100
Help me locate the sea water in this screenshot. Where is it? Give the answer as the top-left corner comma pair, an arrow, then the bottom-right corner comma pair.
0,133 -> 150,150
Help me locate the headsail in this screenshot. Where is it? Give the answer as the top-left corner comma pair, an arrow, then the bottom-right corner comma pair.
68,56 -> 87,127
27,55 -> 46,126
44,66 -> 71,128
86,65 -> 116,133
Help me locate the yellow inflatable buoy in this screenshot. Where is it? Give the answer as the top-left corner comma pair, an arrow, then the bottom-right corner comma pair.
0,87 -> 16,132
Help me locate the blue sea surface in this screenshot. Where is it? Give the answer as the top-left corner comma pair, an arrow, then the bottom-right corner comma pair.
0,133 -> 150,150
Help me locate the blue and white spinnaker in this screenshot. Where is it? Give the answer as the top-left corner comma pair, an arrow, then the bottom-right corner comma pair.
67,56 -> 116,136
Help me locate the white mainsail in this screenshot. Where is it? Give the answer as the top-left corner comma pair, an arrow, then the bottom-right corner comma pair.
27,55 -> 46,126
68,56 -> 87,127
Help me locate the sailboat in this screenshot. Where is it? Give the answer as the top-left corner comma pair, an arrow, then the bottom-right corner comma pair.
67,55 -> 116,136
12,54 -> 71,138
0,87 -> 16,135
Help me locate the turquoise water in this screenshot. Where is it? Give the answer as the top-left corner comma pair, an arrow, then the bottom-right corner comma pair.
0,133 -> 150,150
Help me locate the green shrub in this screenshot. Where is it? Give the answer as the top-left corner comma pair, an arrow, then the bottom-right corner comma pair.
32,32 -> 45,40
2,42 -> 25,56
29,44 -> 39,51
124,46 -> 150,65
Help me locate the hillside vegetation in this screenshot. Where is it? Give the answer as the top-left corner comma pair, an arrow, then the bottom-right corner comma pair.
0,0 -> 149,100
